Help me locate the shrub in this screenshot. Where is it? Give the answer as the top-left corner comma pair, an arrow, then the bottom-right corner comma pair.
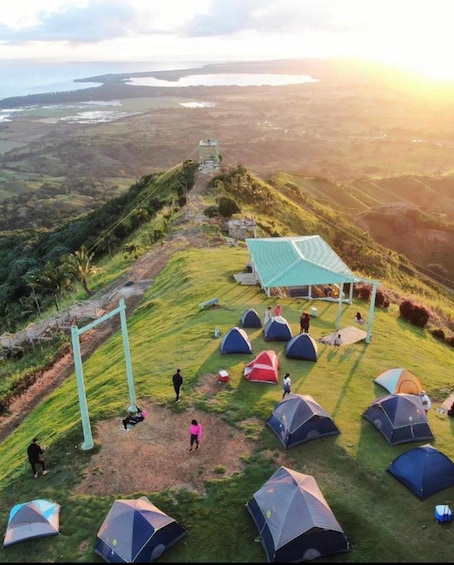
203,205 -> 219,218
218,196 -> 241,218
399,299 -> 430,328
431,328 -> 446,341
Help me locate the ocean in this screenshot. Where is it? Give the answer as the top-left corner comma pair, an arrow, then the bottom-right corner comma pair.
0,59 -> 208,101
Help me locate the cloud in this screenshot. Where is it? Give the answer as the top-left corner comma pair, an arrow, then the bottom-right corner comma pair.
1,0 -> 149,44
182,0 -> 372,37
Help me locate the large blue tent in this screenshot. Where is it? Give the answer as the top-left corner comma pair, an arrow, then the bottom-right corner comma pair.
388,444 -> 454,499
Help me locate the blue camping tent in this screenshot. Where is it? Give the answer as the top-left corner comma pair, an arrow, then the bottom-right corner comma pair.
94,496 -> 187,563
220,327 -> 253,355
241,308 -> 262,328
285,333 -> 318,361
264,316 -> 292,341
388,444 -> 454,500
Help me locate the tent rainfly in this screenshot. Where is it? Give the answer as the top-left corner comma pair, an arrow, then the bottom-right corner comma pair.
220,327 -> 253,355
3,499 -> 61,548
362,393 -> 434,446
263,316 -> 292,341
388,444 -> 454,500
241,308 -> 262,328
246,466 -> 351,562
267,393 -> 340,448
244,350 -> 279,384
94,496 -> 187,563
285,333 -> 318,361
374,367 -> 423,395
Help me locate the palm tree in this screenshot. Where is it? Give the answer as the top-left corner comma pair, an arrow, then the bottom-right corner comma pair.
27,262 -> 72,311
62,246 -> 102,295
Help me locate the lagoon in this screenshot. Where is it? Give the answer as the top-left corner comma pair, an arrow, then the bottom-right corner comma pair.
126,73 -> 318,88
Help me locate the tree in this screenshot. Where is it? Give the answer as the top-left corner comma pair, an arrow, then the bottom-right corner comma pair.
62,246 -> 102,295
27,262 -> 72,311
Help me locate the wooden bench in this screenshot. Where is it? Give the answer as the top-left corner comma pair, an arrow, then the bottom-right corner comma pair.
199,298 -> 219,310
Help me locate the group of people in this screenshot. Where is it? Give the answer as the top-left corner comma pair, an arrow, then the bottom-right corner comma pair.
264,304 -> 282,325
264,304 -> 313,335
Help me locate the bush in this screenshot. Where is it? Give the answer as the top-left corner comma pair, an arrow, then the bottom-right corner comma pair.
431,328 -> 446,341
399,299 -> 430,328
203,205 -> 219,218
446,336 -> 454,348
218,196 -> 240,218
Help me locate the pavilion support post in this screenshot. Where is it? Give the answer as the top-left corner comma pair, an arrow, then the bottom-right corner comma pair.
366,282 -> 379,344
335,282 -> 345,330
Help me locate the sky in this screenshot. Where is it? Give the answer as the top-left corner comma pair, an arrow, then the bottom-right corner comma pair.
1,0 -> 453,80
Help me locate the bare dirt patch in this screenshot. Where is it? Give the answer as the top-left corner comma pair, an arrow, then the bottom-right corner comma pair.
73,402 -> 256,496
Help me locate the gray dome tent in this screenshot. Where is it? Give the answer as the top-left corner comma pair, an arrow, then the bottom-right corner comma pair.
94,496 -> 187,563
267,393 -> 340,448
362,393 -> 434,446
246,466 -> 351,562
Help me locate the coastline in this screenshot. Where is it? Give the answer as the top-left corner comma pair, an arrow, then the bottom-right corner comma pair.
0,58 -> 319,108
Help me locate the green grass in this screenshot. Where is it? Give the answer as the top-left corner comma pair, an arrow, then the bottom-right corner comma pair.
0,245 -> 453,562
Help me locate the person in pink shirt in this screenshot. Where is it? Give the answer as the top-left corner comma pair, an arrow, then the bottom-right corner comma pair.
189,419 -> 203,452
274,304 -> 282,317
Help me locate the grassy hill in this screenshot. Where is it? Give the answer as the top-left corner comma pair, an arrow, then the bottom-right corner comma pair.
0,162 -> 453,562
267,171 -> 454,284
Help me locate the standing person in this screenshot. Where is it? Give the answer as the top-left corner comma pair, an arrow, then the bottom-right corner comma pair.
172,368 -> 183,402
189,419 -> 203,452
274,304 -> 282,317
420,390 -> 432,414
282,373 -> 292,399
27,437 -> 48,478
300,312 -> 310,333
264,306 -> 273,326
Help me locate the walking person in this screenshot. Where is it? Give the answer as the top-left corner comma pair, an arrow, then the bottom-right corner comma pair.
274,304 -> 282,317
27,437 -> 48,478
282,373 -> 292,399
172,368 -> 183,402
189,419 -> 203,452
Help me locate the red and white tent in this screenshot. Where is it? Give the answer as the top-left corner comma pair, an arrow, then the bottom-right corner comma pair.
244,350 -> 279,384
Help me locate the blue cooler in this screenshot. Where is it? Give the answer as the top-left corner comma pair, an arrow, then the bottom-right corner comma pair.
435,504 -> 452,523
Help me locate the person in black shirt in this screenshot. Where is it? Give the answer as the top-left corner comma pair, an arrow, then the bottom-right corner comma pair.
172,368 -> 183,402
27,437 -> 48,478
